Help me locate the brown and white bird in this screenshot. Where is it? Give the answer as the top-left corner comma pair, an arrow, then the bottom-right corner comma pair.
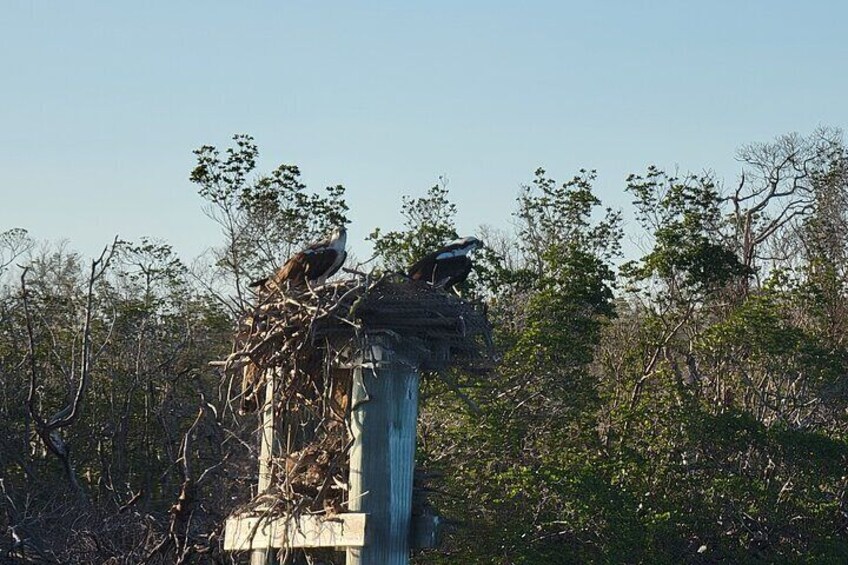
408,236 -> 483,290
249,226 -> 348,293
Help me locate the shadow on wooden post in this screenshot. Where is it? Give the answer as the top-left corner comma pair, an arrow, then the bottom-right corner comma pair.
346,337 -> 420,565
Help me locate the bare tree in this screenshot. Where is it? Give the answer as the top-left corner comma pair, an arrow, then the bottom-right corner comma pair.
732,127 -> 844,281
21,239 -> 118,503
0,228 -> 32,280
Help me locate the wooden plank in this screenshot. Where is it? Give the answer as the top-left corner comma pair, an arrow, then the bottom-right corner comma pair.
224,513 -> 367,551
257,373 -> 276,493
252,372 -> 278,564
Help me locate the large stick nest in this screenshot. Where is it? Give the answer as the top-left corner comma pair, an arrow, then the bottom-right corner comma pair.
236,273 -> 492,370
221,272 -> 492,530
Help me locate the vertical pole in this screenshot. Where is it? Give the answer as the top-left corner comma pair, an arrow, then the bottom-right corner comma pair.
252,373 -> 277,565
346,339 -> 419,565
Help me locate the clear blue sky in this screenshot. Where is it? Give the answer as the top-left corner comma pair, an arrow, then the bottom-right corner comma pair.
2,1 -> 847,261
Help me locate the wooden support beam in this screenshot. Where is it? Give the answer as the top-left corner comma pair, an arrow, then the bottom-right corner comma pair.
251,373 -> 277,565
346,338 -> 420,565
225,513 -> 367,551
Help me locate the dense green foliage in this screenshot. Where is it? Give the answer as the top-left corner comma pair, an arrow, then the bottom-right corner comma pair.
2,129 -> 848,563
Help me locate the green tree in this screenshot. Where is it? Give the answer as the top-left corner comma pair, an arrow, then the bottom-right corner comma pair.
416,168 -> 622,564
368,178 -> 459,272
623,166 -> 749,301
191,134 -> 349,306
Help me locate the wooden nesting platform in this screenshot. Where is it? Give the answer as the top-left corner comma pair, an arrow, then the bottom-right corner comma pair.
223,275 -> 491,563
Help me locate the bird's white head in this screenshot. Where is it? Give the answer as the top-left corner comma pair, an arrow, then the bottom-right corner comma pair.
330,226 -> 347,250
455,236 -> 483,252
441,236 -> 483,257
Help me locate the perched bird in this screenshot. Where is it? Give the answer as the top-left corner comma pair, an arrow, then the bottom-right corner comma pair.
249,226 -> 348,293
407,236 -> 483,290
241,227 -> 346,412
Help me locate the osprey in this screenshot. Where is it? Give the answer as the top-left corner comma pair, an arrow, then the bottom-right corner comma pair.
249,226 -> 348,293
408,236 -> 483,290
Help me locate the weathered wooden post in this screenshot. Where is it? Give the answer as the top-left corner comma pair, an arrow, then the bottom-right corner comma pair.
346,338 -> 420,565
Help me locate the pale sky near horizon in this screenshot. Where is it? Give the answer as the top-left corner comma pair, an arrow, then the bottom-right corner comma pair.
2,2 -> 847,263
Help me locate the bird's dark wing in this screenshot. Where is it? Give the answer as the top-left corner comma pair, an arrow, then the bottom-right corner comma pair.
263,252 -> 309,289
302,248 -> 342,280
408,251 -> 439,282
434,255 -> 473,288
324,250 -> 347,279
